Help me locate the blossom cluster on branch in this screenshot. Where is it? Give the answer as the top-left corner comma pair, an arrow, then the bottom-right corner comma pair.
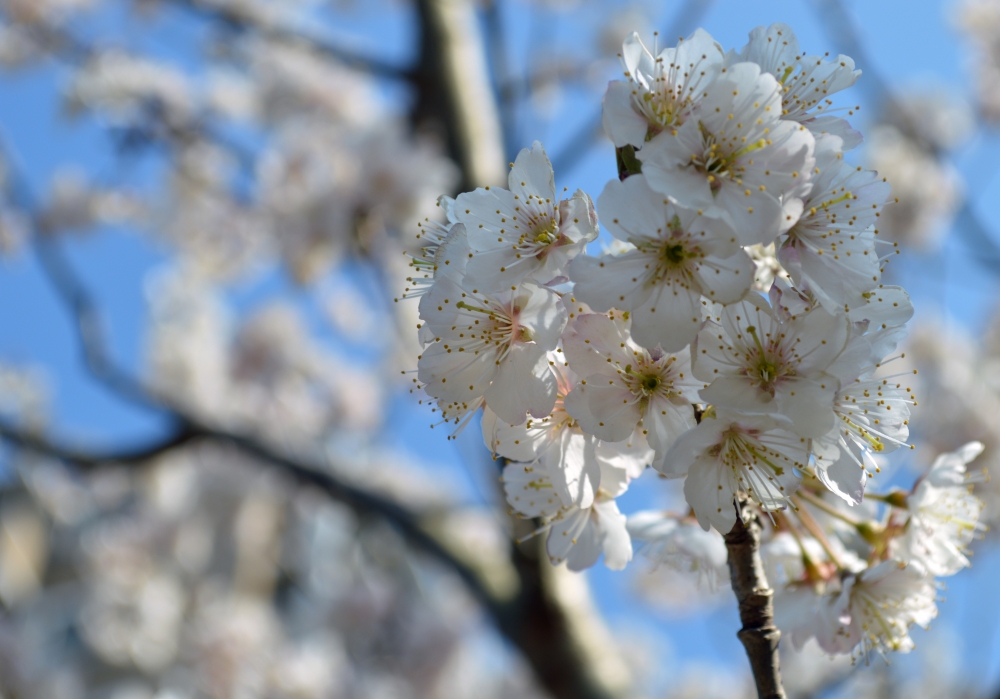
406,23 -> 988,662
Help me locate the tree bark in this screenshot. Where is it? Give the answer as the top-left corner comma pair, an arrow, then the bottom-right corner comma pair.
725,504 -> 787,699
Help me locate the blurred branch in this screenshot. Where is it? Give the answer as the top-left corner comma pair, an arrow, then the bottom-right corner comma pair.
0,411 -> 631,699
810,0 -> 1000,273
413,0 -> 506,190
1,4 -> 632,697
725,503 -> 787,699
32,238 -> 173,413
0,420 -> 198,467
151,0 -> 414,81
550,0 -> 719,176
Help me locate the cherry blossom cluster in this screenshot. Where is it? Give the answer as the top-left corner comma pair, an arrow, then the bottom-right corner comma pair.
406,23 -> 986,662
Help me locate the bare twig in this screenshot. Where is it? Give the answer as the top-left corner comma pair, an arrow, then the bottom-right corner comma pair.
810,0 -> 1000,272
725,502 -> 787,699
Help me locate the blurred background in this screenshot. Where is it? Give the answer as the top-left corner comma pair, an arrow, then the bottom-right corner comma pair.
1,0 -> 999,697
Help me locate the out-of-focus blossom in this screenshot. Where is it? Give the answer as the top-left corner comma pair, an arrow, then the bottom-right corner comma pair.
147,270 -> 384,439
65,50 -> 196,129
866,124 -> 962,249
957,0 -> 1000,123
0,502 -> 48,607
37,167 -> 144,235
1,0 -> 97,26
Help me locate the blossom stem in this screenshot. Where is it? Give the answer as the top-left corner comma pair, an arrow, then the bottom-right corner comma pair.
789,495 -> 846,570
724,500 -> 788,699
795,489 -> 861,526
775,511 -> 823,574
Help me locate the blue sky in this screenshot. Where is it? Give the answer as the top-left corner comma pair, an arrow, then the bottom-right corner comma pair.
2,0 -> 1000,694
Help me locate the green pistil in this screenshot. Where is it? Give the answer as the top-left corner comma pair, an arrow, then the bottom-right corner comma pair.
642,376 -> 660,392
662,242 -> 690,266
779,65 -> 795,85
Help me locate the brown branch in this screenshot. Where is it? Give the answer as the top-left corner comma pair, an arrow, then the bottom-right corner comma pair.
725,502 -> 787,699
413,0 -> 506,191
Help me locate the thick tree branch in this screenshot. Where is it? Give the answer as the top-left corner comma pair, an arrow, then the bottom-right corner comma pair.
0,417 -> 507,612
413,0 -> 506,191
725,503 -> 787,699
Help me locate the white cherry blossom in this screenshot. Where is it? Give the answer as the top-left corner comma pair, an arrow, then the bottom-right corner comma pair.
812,338 -> 914,505
570,174 -> 754,351
659,410 -> 806,533
502,461 -> 633,571
602,29 -> 724,148
896,442 -> 987,576
417,277 -> 566,427
627,511 -> 729,588
482,355 -> 652,509
736,23 -> 862,149
778,136 -> 890,311
455,141 -> 598,292
693,294 -> 849,438
638,60 -> 816,245
562,312 -> 700,465
398,196 -> 466,302
817,561 -> 937,659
